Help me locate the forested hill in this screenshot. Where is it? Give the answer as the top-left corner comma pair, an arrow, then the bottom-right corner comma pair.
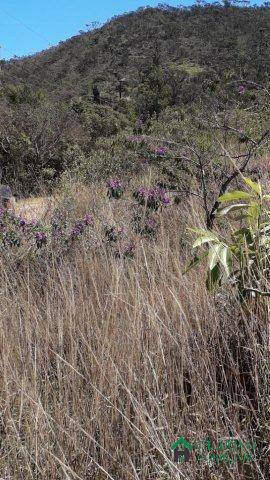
1,4 -> 270,100
0,3 -> 269,195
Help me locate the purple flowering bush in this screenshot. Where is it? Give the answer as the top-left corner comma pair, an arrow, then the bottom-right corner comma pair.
125,135 -> 169,159
0,179 -> 174,261
107,179 -> 124,199
0,212 -> 50,251
0,210 -> 33,248
133,213 -> 159,238
35,231 -> 47,249
0,208 -> 94,256
237,85 -> 246,95
131,184 -> 172,240
53,213 -> 93,246
149,146 -> 167,156
133,186 -> 171,210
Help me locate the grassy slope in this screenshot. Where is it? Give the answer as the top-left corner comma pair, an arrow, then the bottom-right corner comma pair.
0,177 -> 269,479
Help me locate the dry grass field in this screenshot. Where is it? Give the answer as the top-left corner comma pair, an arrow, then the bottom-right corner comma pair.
0,181 -> 269,480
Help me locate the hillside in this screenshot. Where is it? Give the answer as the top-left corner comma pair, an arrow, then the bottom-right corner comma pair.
2,4 -> 270,99
0,3 -> 269,196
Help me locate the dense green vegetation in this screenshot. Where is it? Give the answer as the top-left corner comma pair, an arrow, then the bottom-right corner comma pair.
2,3 -> 270,97
0,3 -> 269,194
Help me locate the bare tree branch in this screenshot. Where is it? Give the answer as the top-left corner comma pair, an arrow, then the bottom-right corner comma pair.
207,129 -> 270,229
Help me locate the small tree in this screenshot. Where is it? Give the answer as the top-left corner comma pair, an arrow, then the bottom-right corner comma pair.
187,177 -> 270,297
136,65 -> 171,118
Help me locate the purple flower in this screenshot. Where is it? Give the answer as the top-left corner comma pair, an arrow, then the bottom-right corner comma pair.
84,213 -> 93,226
134,186 -> 171,209
53,228 -> 64,238
107,179 -> 124,199
150,146 -> 167,156
136,186 -> 148,198
71,227 -> 81,237
238,85 -> 246,94
107,179 -> 123,189
71,222 -> 84,237
146,216 -> 157,228
35,231 -> 47,248
70,215 -> 93,239
19,218 -> 27,228
35,232 -> 46,242
162,195 -> 171,205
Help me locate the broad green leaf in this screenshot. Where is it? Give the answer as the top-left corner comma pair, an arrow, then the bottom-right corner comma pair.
263,194 -> 270,200
217,204 -> 248,216
193,235 -> 218,248
208,243 -> 223,270
219,246 -> 232,278
218,191 -> 251,202
247,202 -> 260,223
206,263 -> 221,291
243,177 -> 262,196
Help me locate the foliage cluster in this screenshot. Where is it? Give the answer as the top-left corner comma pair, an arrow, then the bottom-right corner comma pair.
0,4 -> 269,192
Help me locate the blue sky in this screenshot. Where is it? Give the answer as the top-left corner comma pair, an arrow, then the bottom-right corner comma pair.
0,0 -> 264,60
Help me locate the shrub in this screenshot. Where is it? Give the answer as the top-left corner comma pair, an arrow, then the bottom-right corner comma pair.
133,186 -> 171,210
187,177 -> 270,298
107,179 -> 124,199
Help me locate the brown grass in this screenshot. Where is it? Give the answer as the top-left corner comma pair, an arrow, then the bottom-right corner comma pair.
0,185 -> 269,479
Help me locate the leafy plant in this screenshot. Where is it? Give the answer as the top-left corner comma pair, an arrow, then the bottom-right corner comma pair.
187,177 -> 270,297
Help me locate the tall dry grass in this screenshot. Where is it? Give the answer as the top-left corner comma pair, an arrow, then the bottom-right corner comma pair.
0,185 -> 269,480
